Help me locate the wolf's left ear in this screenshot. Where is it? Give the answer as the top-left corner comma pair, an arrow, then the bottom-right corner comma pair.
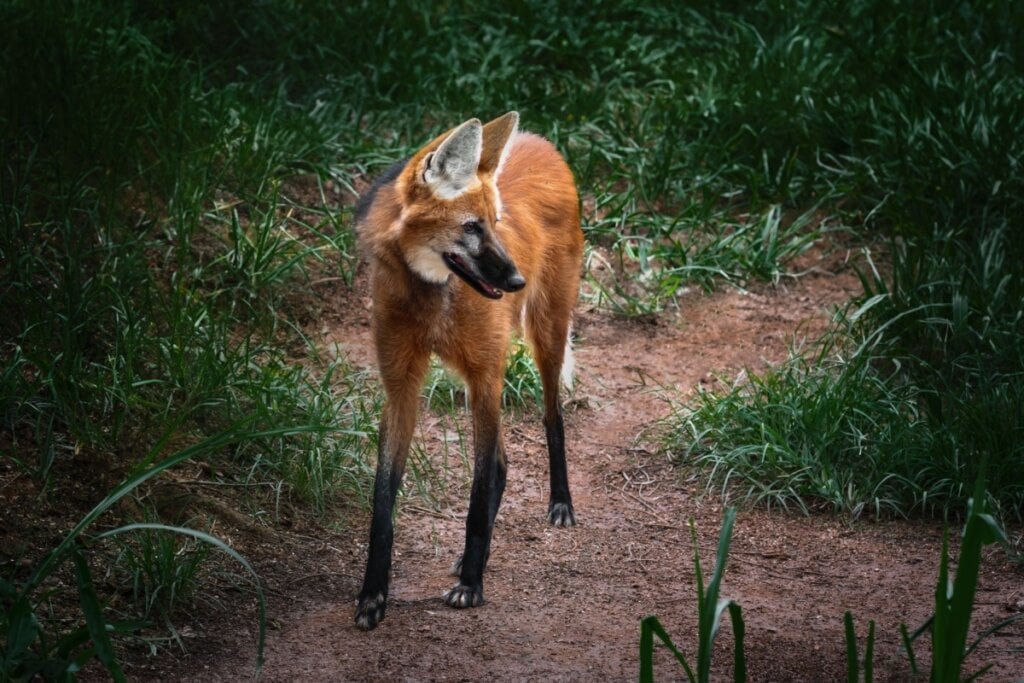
423,118 -> 483,198
478,111 -> 519,177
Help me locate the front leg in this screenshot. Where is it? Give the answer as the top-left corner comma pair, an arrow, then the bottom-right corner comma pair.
445,383 -> 504,609
354,421 -> 401,630
355,415 -> 413,629
355,341 -> 427,630
544,404 -> 576,527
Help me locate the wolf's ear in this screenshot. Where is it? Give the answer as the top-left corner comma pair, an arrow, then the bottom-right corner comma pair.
423,118 -> 482,198
478,111 -> 519,177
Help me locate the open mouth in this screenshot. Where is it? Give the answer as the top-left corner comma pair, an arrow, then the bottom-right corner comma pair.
442,252 -> 503,299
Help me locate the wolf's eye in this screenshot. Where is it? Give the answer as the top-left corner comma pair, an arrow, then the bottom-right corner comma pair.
462,220 -> 483,235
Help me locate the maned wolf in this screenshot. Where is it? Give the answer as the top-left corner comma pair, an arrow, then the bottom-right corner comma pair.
353,112 -> 583,630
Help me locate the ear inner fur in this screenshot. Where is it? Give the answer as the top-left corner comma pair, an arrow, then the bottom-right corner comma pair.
478,111 -> 519,177
423,118 -> 483,199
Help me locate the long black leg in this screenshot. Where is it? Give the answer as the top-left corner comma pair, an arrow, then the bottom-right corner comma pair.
448,443 -> 506,578
355,421 -> 406,630
445,389 -> 503,608
545,404 -> 575,526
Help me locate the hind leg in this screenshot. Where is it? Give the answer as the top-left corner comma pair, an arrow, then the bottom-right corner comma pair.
527,309 -> 576,527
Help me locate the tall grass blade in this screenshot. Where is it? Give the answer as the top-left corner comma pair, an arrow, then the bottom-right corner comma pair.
25,419 -> 321,592
863,619 -> 874,683
843,610 -> 875,682
932,530 -> 952,681
697,508 -> 737,681
727,601 -> 746,683
1,582 -> 39,673
844,611 -> 859,683
640,508 -> 742,682
72,547 -> 125,682
96,523 -> 267,676
899,622 -> 919,675
639,615 -> 695,683
939,464 -> 1005,680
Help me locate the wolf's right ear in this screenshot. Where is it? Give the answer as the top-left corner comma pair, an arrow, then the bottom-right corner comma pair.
422,118 -> 482,199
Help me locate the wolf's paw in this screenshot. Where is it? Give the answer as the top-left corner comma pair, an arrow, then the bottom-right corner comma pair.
354,591 -> 387,630
444,582 -> 484,609
548,501 -> 576,527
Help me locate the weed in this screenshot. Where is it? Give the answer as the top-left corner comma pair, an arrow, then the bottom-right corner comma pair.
0,423 -> 279,679
110,516 -> 212,625
847,470 -> 1024,681
642,481 -> 1018,681
844,611 -> 875,683
639,508 -> 745,683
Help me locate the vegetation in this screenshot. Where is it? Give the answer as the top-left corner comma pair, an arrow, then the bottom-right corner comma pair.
639,508 -> 745,683
645,476 -> 1019,682
648,1 -> 1024,519
0,426 -> 273,679
894,470 -> 1023,682
1,0 -> 1021,678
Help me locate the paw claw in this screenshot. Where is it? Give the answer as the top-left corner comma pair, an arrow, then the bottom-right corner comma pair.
548,501 -> 576,527
354,591 -> 387,630
444,583 -> 484,609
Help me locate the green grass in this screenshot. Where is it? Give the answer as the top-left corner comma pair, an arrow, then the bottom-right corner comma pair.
640,508 -> 745,683
668,285 -> 1024,519
2,0 -> 1023,676
640,478 -> 1017,683
1,425 -> 280,680
111,517 -> 213,626
850,471 -> 1024,681
647,1 -> 1024,519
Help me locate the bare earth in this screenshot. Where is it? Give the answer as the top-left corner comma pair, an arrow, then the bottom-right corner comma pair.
141,245 -> 1023,682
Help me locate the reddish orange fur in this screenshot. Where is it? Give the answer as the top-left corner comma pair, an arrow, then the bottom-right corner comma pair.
359,126 -> 583,461
354,113 -> 582,629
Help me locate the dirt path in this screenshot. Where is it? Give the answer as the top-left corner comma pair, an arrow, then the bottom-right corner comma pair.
148,256 -> 1024,682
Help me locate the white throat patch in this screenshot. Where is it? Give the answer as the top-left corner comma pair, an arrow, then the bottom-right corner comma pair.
407,245 -> 451,284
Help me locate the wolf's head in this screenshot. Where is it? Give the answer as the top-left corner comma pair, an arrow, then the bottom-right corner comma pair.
395,112 -> 524,299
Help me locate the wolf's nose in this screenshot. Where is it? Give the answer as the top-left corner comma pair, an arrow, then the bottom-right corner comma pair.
505,272 -> 526,292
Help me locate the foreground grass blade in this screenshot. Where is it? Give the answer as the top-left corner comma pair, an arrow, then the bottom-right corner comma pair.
912,465 -> 1018,681
96,523 -> 267,676
1,583 -> 39,673
697,507 -> 738,682
25,420 -> 322,592
72,547 -> 126,682
863,619 -> 874,683
844,611 -> 858,683
727,601 -> 746,682
639,615 -> 695,683
899,622 -> 918,675
640,508 -> 744,682
933,465 -> 1000,681
12,421 -> 320,678
844,610 -> 876,683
